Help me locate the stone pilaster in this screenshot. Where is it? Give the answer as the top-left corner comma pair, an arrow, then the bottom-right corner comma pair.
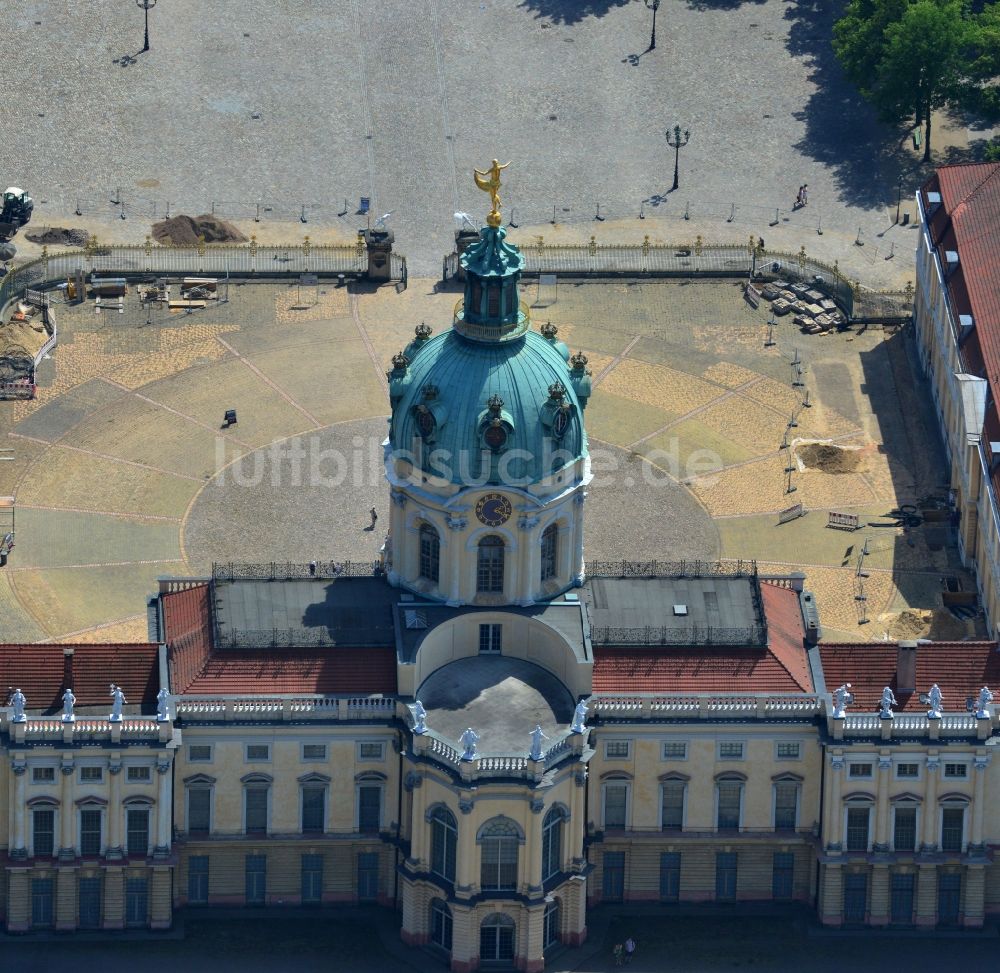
915,864 -> 937,927
10,761 -> 26,859
107,762 -> 123,860
819,863 -> 843,926
874,756 -> 891,850
102,866 -> 125,930
58,758 -> 75,860
826,756 -> 844,851
150,865 -> 173,929
868,864 -> 889,926
154,758 -> 172,857
6,869 -> 30,931
963,864 -> 986,928
55,866 -> 77,930
921,758 -> 939,851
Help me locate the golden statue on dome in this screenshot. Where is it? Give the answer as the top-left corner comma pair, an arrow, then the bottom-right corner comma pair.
473,159 -> 510,228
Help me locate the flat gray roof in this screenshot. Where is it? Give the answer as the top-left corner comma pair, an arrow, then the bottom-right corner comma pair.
213,578 -> 398,647
582,576 -> 763,644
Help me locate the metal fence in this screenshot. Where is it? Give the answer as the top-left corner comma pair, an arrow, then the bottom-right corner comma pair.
587,559 -> 758,579
590,623 -> 767,647
212,561 -> 383,582
0,241 -> 380,311
444,239 -> 913,322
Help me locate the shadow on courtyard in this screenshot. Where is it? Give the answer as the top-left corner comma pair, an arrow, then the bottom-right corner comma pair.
782,0 -> 924,213
515,0 -> 631,24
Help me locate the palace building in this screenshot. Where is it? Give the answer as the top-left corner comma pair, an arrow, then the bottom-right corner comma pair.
1,170 -> 1000,967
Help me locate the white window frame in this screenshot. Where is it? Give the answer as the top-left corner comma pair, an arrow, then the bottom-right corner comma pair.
848,762 -> 874,779
775,741 -> 801,761
30,804 -> 58,858
78,765 -> 104,785
939,803 -> 968,853
355,779 -> 385,832
717,741 -> 745,761
78,805 -> 104,857
186,785 -> 213,834
244,744 -> 271,764
126,766 -> 152,784
242,781 -> 271,835
301,743 -> 327,762
843,803 -> 873,852
601,780 -> 631,831
943,762 -> 968,779
772,779 -> 800,830
356,741 -> 386,762
187,745 -> 213,763
891,803 -> 920,852
604,740 -> 631,760
31,766 -> 56,785
659,779 -> 687,831
661,741 -> 688,761
895,762 -> 921,780
299,781 -> 328,834
124,804 -> 152,858
715,778 -> 744,832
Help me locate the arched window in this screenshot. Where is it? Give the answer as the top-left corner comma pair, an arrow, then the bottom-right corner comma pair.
476,535 -> 505,593
543,899 -> 560,950
419,523 -> 440,584
480,912 -> 515,962
540,523 -> 558,582
480,817 -> 519,890
430,806 -> 457,883
430,898 -> 452,952
541,806 -> 564,882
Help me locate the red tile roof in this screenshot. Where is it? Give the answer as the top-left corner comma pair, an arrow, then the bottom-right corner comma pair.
161,584 -> 397,696
818,641 -> 1000,712
922,164 -> 1000,496
592,580 -> 812,694
0,644 -> 159,711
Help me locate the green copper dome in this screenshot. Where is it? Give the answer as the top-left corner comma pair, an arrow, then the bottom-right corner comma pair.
389,323 -> 589,487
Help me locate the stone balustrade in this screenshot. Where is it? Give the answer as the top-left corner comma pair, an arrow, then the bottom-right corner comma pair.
590,693 -> 822,720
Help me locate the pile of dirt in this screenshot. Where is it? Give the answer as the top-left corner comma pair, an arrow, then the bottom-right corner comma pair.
796,442 -> 864,474
882,608 -> 971,641
0,310 -> 50,358
152,214 -> 247,246
24,226 -> 90,247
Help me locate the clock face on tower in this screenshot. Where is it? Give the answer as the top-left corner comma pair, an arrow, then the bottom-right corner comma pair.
475,493 -> 513,527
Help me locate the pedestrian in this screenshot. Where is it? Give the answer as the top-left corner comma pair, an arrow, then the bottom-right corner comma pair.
370,506 -> 378,528
308,560 -> 317,577
801,183 -> 808,206
757,236 -> 765,252
794,185 -> 803,209
624,936 -> 636,964
613,943 -> 624,967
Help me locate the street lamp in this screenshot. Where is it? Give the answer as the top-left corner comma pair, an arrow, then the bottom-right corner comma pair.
644,0 -> 661,52
666,125 -> 690,193
895,176 -> 903,225
137,0 -> 157,53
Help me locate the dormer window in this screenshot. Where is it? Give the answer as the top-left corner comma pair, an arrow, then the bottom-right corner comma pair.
484,422 -> 508,450
480,394 -> 513,453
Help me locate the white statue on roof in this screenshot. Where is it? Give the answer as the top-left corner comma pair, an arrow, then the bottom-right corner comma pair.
926,683 -> 943,719
976,686 -> 994,719
10,688 -> 25,723
62,688 -> 76,723
156,687 -> 171,723
109,683 -> 126,723
879,686 -> 898,719
571,697 -> 590,733
832,683 -> 853,719
529,724 -> 549,761
409,700 -> 427,735
460,727 -> 480,761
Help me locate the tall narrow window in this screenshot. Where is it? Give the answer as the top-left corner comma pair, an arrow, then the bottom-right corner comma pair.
487,285 -> 501,317
773,781 -> 799,830
188,856 -> 209,905
661,780 -> 685,831
941,807 -> 965,852
301,854 -> 323,904
476,535 -> 505,593
480,818 -> 519,890
79,809 -> 102,856
32,808 -> 55,858
478,623 -> 502,654
717,779 -> 742,831
419,523 -> 440,583
430,807 -> 458,883
126,808 -> 150,857
357,783 -> 382,833
541,807 -> 564,882
846,806 -> 870,851
245,787 -> 268,835
540,524 -> 558,582
188,787 -> 211,834
603,782 -> 629,830
893,806 -> 917,851
301,786 -> 325,833
431,899 -> 453,952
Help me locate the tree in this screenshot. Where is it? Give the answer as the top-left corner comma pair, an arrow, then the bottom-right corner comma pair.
832,0 -> 975,160
879,0 -> 974,161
